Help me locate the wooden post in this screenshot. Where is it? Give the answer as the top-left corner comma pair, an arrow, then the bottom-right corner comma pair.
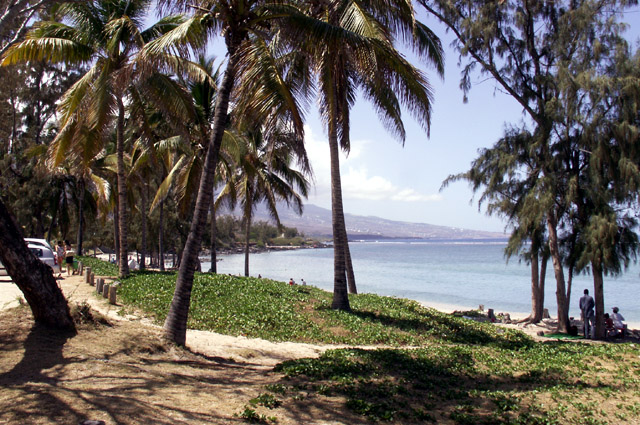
102,283 -> 109,298
108,285 -> 117,305
84,267 -> 92,283
543,308 -> 550,319
96,278 -> 104,294
90,272 -> 95,286
78,261 -> 83,275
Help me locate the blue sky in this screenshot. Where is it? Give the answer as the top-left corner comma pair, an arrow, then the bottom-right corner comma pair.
299,10 -> 640,233
156,5 -> 639,234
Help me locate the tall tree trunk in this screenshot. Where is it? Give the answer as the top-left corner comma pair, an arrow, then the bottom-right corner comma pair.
344,234 -> 357,294
546,211 -> 569,332
244,189 -> 254,277
116,96 -> 129,277
159,199 -> 165,272
565,265 -> 574,318
76,177 -> 84,256
113,199 -> 119,264
210,200 -> 217,273
592,260 -> 605,339
328,106 -> 350,311
528,251 -> 547,323
0,198 -> 75,330
163,48 -> 240,345
140,183 -> 148,270
529,251 -> 542,322
538,254 -> 547,316
244,214 -> 251,277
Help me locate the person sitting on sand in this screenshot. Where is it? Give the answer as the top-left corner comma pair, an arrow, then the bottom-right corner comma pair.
604,313 -> 617,337
612,307 -> 627,336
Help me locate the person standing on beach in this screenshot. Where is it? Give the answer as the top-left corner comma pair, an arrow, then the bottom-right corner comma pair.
55,241 -> 65,276
64,241 -> 74,276
579,289 -> 595,338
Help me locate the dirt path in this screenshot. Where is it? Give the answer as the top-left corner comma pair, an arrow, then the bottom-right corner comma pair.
1,274 -> 368,425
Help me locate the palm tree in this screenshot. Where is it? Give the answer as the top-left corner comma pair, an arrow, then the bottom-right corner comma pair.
218,121 -> 310,276
152,0 -> 310,345
2,0 -> 192,277
279,0 -> 444,310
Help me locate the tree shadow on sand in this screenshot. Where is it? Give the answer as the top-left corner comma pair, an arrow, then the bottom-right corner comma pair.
0,308 -> 272,424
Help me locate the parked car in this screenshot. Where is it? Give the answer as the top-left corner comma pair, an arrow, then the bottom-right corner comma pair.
27,243 -> 57,270
24,238 -> 55,252
0,239 -> 57,275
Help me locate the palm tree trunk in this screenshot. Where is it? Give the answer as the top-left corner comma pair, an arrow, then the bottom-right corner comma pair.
210,199 -> 217,273
159,199 -> 165,271
344,232 -> 356,294
164,49 -> 240,345
116,96 -> 129,277
592,260 -> 605,339
140,183 -> 147,270
328,109 -> 350,311
546,211 -> 569,332
75,177 -> 84,256
0,198 -> 75,330
244,214 -> 251,277
113,198 -> 119,264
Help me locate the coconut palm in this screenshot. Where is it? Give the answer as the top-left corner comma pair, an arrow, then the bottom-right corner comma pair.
277,0 -> 444,310
2,0 -> 197,277
218,121 -> 310,276
152,0 -> 311,345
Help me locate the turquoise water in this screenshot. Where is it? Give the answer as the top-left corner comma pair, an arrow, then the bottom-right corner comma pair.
205,241 -> 640,325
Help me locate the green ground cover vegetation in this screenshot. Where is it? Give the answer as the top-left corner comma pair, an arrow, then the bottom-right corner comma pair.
87,260 -> 640,424
77,256 -> 119,277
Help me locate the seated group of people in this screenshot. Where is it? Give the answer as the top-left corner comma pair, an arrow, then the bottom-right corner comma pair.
580,289 -> 627,338
604,307 -> 627,338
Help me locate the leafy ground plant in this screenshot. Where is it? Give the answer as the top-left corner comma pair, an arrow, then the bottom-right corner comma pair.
271,343 -> 640,423
77,256 -> 119,276
116,268 -> 530,347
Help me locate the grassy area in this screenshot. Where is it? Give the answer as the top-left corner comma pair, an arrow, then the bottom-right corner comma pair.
272,342 -> 640,423
77,255 -> 119,276
87,258 -> 640,424
117,270 -> 530,347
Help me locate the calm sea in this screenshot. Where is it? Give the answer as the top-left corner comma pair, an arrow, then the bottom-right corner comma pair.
204,241 -> 640,326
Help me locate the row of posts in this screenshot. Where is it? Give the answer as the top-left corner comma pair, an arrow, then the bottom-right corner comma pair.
79,262 -> 117,305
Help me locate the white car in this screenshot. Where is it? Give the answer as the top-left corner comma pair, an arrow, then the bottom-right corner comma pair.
27,243 -> 57,270
24,238 -> 55,252
0,239 -> 57,275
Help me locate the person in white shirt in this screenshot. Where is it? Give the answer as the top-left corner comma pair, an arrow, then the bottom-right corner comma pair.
611,307 -> 626,336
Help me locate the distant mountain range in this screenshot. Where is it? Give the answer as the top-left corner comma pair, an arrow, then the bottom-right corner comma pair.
245,203 -> 506,240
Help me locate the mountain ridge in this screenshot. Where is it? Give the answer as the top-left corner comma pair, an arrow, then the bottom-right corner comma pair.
248,203 -> 506,240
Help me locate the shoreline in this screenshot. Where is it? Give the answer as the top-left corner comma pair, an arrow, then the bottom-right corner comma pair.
85,253 -> 640,331
417,299 -> 640,331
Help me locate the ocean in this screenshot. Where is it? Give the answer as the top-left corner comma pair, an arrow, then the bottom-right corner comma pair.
204,240 -> 640,326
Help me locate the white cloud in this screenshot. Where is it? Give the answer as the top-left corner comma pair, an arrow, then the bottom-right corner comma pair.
303,125 -> 441,204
